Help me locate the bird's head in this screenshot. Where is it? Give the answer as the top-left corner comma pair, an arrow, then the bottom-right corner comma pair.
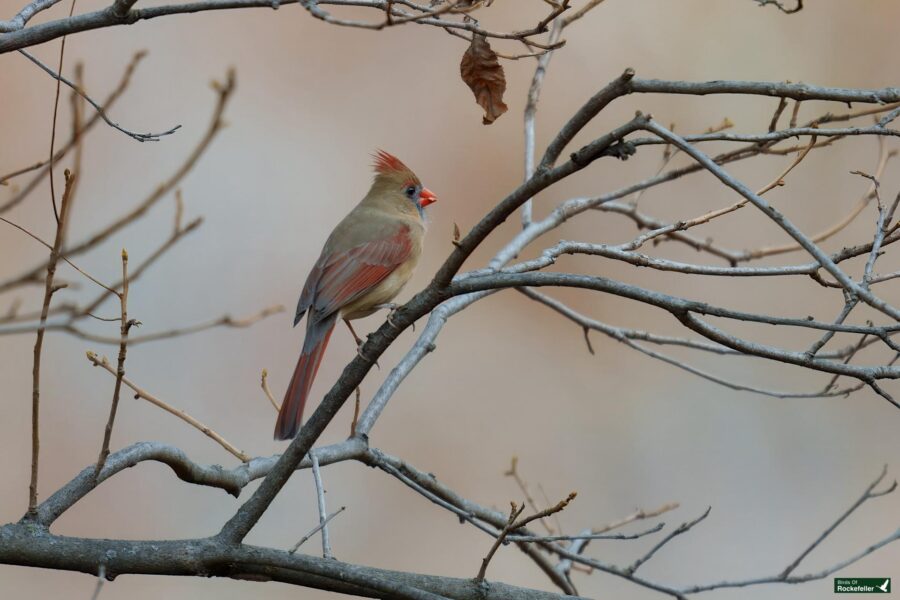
368,149 -> 437,218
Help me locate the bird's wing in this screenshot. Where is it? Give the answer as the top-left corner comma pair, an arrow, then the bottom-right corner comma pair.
294,259 -> 324,325
295,223 -> 413,325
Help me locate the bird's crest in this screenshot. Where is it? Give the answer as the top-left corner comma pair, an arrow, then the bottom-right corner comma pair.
373,150 -> 412,177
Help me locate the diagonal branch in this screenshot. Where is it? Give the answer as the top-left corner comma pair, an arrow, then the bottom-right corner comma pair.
0,0 -> 62,32
626,508 -> 710,575
644,120 -> 900,322
85,351 -> 251,462
18,49 -> 180,142
0,51 -> 147,208
779,466 -> 895,579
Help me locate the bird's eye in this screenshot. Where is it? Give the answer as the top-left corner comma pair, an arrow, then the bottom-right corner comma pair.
405,186 -> 417,199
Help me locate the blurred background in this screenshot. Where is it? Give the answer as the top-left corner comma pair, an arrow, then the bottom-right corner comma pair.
1,1 -> 899,598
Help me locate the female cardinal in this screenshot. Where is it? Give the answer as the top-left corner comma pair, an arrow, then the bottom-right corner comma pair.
274,150 -> 437,440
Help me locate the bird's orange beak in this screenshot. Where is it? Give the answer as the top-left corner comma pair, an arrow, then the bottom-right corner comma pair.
419,187 -> 438,207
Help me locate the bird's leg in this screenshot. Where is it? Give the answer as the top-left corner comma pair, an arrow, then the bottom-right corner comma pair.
344,318 -> 380,369
343,318 -> 364,347
373,302 -> 410,331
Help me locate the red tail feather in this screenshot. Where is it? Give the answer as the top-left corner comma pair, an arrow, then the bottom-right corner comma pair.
274,315 -> 337,440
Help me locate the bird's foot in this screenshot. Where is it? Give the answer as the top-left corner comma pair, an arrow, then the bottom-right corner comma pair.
357,343 -> 380,370
346,318 -> 380,368
374,302 -> 406,330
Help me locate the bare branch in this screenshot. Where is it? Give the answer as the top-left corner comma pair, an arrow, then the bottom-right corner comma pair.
310,451 -> 334,559
85,351 -> 251,462
94,249 -> 132,475
0,0 -> 62,32
737,145 -> 895,262
289,506 -> 346,554
780,466 -> 894,578
89,564 -> 105,600
0,51 -> 147,200
0,215 -> 118,294
261,368 -> 280,411
754,0 -> 802,14
0,0 -> 572,55
644,119 -> 900,322
45,0 -> 76,224
27,169 -> 76,517
504,456 -> 555,534
0,69 -> 234,294
19,49 -> 181,142
476,501 -> 526,582
521,288 -> 864,400
626,508 -> 710,575
478,491 -> 577,583
0,522 -> 577,600
508,522 -> 664,543
0,304 -> 283,343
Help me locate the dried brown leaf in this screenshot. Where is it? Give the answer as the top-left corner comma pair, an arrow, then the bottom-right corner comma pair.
460,34 -> 508,125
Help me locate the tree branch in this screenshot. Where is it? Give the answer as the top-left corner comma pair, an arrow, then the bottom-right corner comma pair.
27,169 -> 76,517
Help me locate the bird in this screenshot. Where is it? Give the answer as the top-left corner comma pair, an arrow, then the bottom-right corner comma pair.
274,150 -> 438,440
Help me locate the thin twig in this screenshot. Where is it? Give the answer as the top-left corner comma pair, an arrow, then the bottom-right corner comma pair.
19,49 -> 181,142
560,0 -> 605,27
768,96 -> 788,132
622,133 -> 817,252
94,249 -> 131,476
626,507 -> 711,574
89,564 -> 106,600
779,466 -> 894,578
476,492 -> 576,581
288,506 -> 346,554
66,61 -> 85,215
504,456 -> 555,534
476,501 -> 526,582
85,351 -> 250,462
47,305 -> 284,345
739,144 -> 894,262
0,50 -> 147,195
754,0 -> 803,14
45,0 -> 76,223
0,215 -> 118,294
27,169 -> 76,517
0,69 -> 234,294
643,119 -> 900,322
554,501 -> 680,577
508,522 -> 664,543
311,452 -> 334,559
350,386 -> 361,437
261,369 -> 280,411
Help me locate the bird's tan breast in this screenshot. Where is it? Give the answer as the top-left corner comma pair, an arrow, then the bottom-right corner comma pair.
339,218 -> 423,321
339,258 -> 416,320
